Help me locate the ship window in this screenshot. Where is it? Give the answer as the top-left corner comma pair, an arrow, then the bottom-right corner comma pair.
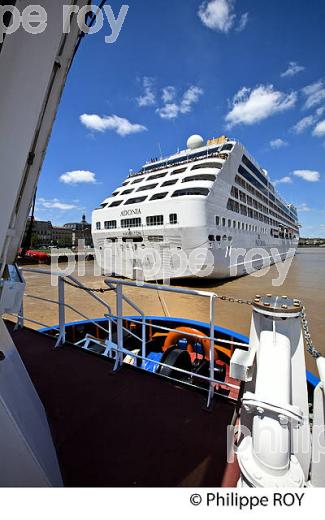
228,219 -> 231,227
231,186 -> 239,199
112,191 -> 119,197
162,179 -> 178,187
121,218 -> 142,228
191,162 -> 222,171
122,181 -> 130,186
124,196 -> 147,205
170,213 -> 178,225
242,155 -> 267,186
150,192 -> 168,201
121,189 -> 134,195
146,215 -> 164,226
227,198 -> 239,213
240,205 -> 247,216
238,165 -> 267,195
233,221 -> 236,229
216,235 -> 221,242
104,220 -> 117,230
109,200 -> 123,207
221,144 -> 234,152
99,203 -> 107,209
182,174 -> 216,183
148,172 -> 167,180
171,167 -> 187,175
106,237 -> 117,243
222,235 -> 227,240
172,188 -> 209,197
122,236 -> 143,243
137,183 -> 158,192
216,216 -> 220,225
96,222 -> 101,230
148,236 -> 164,242
222,217 -> 226,227
131,178 -> 144,184
208,235 -> 215,241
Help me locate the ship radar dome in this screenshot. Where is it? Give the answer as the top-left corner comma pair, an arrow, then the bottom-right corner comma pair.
187,134 -> 205,150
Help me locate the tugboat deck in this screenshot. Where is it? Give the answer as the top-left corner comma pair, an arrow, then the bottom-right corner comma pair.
6,321 -> 239,487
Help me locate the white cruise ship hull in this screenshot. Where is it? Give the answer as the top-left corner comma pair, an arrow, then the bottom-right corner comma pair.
94,235 -> 298,281
92,136 -> 300,281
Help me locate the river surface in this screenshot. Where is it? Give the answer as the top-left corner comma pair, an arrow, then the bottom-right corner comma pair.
17,248 -> 325,374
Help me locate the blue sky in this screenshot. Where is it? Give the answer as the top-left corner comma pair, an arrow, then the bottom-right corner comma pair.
36,0 -> 325,237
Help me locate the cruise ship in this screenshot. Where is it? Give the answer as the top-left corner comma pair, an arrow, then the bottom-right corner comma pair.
92,135 -> 300,280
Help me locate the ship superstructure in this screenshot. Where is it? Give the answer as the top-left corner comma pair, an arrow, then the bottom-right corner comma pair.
92,135 -> 299,280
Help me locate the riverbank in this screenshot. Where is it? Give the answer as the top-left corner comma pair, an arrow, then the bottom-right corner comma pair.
12,248 -> 325,375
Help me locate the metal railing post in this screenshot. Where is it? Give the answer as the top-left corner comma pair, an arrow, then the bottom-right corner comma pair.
141,317 -> 146,369
115,283 -> 124,370
207,294 -> 217,407
55,276 -> 66,347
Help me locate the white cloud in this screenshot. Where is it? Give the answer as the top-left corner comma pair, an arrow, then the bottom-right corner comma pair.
291,105 -> 325,134
180,86 -> 204,114
225,84 -> 297,128
293,170 -> 320,182
296,203 -> 312,212
162,86 -> 176,104
156,86 -> 204,120
137,77 -> 156,107
270,138 -> 288,149
198,0 -> 249,33
281,61 -> 305,78
291,115 -> 315,134
59,170 -> 96,185
316,106 -> 325,117
313,119 -> 325,137
157,103 -> 180,120
236,12 -> 249,32
80,114 -> 147,136
273,176 -> 292,185
198,0 -> 236,33
302,80 -> 325,109
37,198 -> 79,211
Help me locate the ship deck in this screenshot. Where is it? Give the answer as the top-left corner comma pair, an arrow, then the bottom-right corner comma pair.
6,320 -> 239,487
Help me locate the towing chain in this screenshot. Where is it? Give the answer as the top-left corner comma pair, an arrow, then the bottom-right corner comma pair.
218,295 -> 253,306
300,306 -> 321,359
63,279 -> 114,294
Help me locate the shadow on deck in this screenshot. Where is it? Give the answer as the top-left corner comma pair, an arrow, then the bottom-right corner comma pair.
6,320 -> 239,487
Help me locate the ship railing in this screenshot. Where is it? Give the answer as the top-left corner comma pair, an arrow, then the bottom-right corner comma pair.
8,268 -> 114,348
133,146 -> 231,177
7,268 -> 246,406
103,278 -> 244,406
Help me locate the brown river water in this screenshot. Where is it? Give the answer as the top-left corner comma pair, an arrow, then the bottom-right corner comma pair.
15,247 -> 325,374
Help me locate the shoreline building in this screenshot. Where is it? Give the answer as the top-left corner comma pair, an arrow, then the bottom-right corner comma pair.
23,215 -> 92,248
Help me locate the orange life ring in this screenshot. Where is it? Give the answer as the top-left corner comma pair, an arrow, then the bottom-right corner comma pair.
163,327 -> 232,362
